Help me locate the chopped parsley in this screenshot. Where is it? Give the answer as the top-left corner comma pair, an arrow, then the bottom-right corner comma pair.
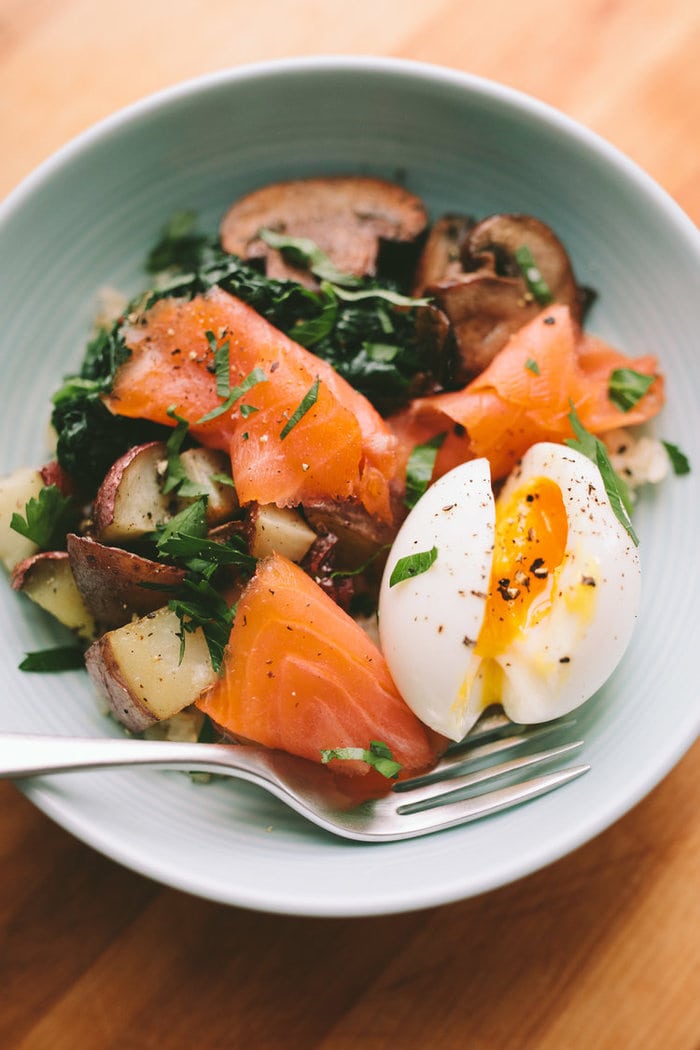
11,485 -> 77,550
320,740 -> 402,779
151,498 -> 256,671
389,546 -> 439,587
525,357 -> 540,375
280,378 -> 320,439
662,441 -> 691,476
160,407 -> 207,498
608,367 -> 655,412
514,245 -> 553,305
405,434 -> 446,509
19,647 -> 85,672
206,329 -> 232,399
195,366 -> 267,425
565,403 -> 638,545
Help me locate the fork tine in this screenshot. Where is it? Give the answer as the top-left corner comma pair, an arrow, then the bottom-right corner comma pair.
393,720 -> 577,791
388,763 -> 590,838
395,741 -> 584,813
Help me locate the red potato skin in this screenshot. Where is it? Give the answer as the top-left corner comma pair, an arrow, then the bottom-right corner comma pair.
84,638 -> 156,733
66,533 -> 185,630
10,549 -> 70,590
92,441 -> 168,538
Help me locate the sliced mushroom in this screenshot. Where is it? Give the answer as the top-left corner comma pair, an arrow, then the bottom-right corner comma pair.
463,213 -> 581,314
412,214 -> 474,293
414,212 -> 584,386
220,175 -> 428,286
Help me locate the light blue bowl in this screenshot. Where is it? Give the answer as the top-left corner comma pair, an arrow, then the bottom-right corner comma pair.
1,57 -> 699,916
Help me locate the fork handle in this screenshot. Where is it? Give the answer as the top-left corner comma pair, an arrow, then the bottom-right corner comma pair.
0,732 -> 257,780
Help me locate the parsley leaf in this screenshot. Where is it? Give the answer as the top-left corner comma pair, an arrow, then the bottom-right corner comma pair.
389,546 -> 439,587
608,368 -> 655,412
565,403 -> 638,545
525,357 -> 540,375
168,577 -> 235,672
152,498 -> 255,671
19,647 -> 85,672
204,329 -> 232,399
195,366 -> 267,425
11,485 -> 77,550
160,407 -> 207,498
662,441 -> 691,476
280,378 -> 320,439
320,740 -> 402,779
405,434 -> 446,509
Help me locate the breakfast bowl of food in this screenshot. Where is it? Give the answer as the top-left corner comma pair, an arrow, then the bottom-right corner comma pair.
0,56 -> 697,916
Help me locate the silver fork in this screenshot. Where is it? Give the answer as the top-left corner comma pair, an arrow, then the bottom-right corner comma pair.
0,713 -> 589,842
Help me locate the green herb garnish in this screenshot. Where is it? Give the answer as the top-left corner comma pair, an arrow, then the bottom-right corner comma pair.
280,378 -> 320,439
11,485 -> 77,550
405,434 -> 446,509
608,368 -> 655,412
514,245 -> 553,305
662,441 -> 691,476
19,647 -> 85,672
195,366 -> 267,425
525,357 -> 540,375
152,498 -> 254,671
168,578 -> 235,673
259,228 -> 364,288
320,740 -> 402,779
565,403 -> 638,545
205,329 -> 232,399
389,546 -> 439,587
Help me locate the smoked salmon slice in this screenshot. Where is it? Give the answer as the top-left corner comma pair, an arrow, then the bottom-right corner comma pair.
106,287 -> 399,522
196,552 -> 439,786
390,305 -> 664,482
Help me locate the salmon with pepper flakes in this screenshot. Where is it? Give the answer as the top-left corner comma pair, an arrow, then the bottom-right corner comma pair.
106,286 -> 400,522
196,552 -> 440,790
389,304 -> 664,483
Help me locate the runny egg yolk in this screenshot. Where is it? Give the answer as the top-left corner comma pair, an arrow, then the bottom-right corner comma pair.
475,476 -> 568,659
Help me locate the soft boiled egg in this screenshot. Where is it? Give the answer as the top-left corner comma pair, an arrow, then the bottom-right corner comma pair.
378,442 -> 641,741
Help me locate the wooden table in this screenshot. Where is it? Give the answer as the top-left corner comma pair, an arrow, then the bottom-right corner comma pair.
1,2 -> 699,1046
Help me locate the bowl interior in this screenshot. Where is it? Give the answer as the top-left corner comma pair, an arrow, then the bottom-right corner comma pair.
1,58 -> 698,915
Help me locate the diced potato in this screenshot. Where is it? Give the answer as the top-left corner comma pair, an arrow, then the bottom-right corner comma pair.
248,504 -> 316,562
85,606 -> 218,732
11,551 -> 97,641
92,442 -> 172,544
0,466 -> 44,571
178,447 -> 238,525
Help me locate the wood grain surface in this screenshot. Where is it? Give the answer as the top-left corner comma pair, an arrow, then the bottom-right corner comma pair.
1,1 -> 699,1047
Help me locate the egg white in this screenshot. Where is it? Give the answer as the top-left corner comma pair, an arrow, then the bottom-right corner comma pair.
378,442 -> 641,740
